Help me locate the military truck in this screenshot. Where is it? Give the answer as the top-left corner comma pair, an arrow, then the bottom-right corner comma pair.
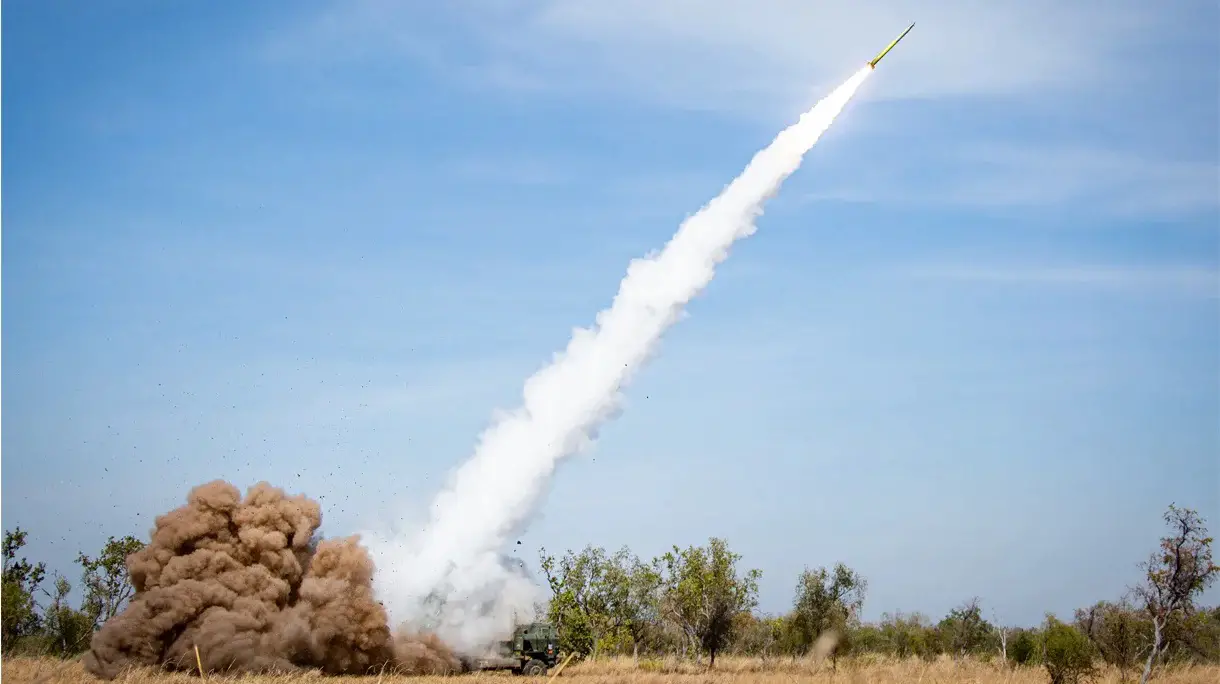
465,622 -> 560,676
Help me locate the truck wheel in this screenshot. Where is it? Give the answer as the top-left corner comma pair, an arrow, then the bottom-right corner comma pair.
522,659 -> 547,675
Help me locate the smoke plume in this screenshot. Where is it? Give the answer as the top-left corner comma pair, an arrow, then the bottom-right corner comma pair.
367,66 -> 875,651
82,480 -> 462,679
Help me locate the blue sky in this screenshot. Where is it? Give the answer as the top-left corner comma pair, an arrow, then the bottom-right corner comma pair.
3,0 -> 1217,628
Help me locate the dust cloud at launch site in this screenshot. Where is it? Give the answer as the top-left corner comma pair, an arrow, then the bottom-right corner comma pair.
82,481 -> 462,678
83,65 -> 874,676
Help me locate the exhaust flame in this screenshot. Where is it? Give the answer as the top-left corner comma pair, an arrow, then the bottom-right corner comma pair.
368,66 -> 874,653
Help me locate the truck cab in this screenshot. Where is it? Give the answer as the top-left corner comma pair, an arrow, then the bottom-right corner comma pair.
472,622 -> 560,676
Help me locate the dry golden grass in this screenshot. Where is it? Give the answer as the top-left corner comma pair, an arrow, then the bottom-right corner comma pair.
4,654 -> 1218,684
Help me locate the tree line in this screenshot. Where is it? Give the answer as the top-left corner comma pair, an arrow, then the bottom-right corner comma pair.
2,530 -> 144,658
3,504 -> 1217,684
535,504 -> 1217,682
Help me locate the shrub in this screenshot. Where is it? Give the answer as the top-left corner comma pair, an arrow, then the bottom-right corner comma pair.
1010,629 -> 1040,666
1043,617 -> 1097,684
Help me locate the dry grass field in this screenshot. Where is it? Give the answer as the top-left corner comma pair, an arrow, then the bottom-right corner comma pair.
4,655 -> 1218,684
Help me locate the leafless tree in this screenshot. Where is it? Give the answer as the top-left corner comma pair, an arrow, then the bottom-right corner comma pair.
1130,504 -> 1218,684
992,609 -> 1009,665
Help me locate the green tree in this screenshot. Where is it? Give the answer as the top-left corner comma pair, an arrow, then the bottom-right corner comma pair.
849,622 -> 885,655
601,547 -> 662,661
1043,615 -> 1098,684
76,534 -> 145,629
729,612 -> 783,657
769,612 -> 803,656
539,545 -> 607,657
1163,606 -> 1219,663
39,574 -> 94,657
1131,504 -> 1219,683
2,528 -> 47,649
788,562 -> 867,662
1009,628 -> 1041,666
1075,600 -> 1150,680
877,611 -> 935,659
937,597 -> 996,659
657,537 -> 761,667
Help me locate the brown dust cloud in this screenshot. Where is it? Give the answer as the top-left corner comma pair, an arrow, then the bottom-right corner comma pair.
83,480 -> 463,679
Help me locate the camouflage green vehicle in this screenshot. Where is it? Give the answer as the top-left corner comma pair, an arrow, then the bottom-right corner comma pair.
467,622 -> 559,676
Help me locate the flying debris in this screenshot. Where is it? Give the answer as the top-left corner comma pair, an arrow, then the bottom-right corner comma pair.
868,22 -> 914,69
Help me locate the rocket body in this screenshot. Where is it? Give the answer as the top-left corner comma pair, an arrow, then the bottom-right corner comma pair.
868,22 -> 915,68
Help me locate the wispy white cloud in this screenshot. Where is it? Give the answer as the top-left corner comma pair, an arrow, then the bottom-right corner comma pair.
252,2 -> 1217,219
904,262 -> 1219,297
261,0 -> 1201,114
800,142 -> 1220,217
948,145 -> 1219,216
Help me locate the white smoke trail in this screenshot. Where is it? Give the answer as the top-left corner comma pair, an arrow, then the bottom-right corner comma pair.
367,65 -> 874,652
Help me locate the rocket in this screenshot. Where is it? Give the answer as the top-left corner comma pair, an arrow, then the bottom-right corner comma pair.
868,22 -> 914,69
